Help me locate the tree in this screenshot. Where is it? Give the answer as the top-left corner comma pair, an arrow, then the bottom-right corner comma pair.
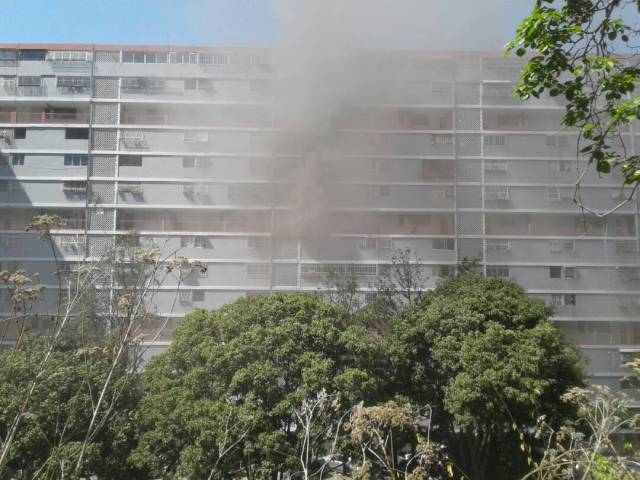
528,385 -> 640,480
347,401 -> 450,480
385,275 -> 586,480
0,334 -> 141,479
507,0 -> 640,214
132,293 -> 384,479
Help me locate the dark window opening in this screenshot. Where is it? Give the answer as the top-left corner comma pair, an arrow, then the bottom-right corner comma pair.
65,128 -> 89,140
120,155 -> 143,167
18,49 -> 46,61
14,128 -> 26,139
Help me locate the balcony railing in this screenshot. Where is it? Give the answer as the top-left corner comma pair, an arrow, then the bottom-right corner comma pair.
0,111 -> 90,124
116,218 -> 268,233
57,86 -> 91,96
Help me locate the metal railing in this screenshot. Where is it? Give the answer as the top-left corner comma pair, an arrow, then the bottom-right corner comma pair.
0,111 -> 90,124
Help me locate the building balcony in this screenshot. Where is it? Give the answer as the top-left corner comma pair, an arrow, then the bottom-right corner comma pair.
0,111 -> 90,124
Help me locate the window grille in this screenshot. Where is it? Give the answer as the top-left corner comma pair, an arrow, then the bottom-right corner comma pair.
432,238 -> 455,250
484,135 -> 506,146
432,134 -> 453,145
487,239 -> 510,251
484,186 -> 509,200
485,160 -> 508,171
247,264 -> 270,279
62,181 -> 87,194
486,266 -> 509,278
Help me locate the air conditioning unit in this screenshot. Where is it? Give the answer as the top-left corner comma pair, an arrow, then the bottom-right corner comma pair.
62,182 -> 87,194
119,183 -> 143,194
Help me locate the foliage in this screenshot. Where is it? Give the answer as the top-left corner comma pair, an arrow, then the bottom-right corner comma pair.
528,385 -> 640,479
348,401 -> 450,480
386,275 -> 586,480
507,0 -> 640,205
132,293 -> 384,479
0,334 -> 141,479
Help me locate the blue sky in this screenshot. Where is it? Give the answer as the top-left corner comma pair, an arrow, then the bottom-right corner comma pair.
0,0 -> 278,47
0,0 -> 532,49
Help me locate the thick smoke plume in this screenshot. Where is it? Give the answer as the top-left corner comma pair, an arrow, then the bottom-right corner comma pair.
270,0 -> 530,240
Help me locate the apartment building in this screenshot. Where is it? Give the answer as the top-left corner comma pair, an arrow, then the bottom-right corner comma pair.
0,44 -> 638,391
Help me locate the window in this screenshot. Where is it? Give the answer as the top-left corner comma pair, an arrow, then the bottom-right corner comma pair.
62,181 -> 87,194
547,187 -> 561,202
546,135 -> 570,147
170,52 -> 196,64
432,238 -> 455,250
486,266 -> 509,278
434,185 -> 455,199
432,134 -> 453,145
487,239 -> 510,251
120,155 -> 142,167
64,154 -> 88,166
550,294 -> 563,306
14,128 -> 26,139
563,267 -> 576,279
483,83 -> 512,97
57,76 -> 90,88
496,113 -> 527,128
378,238 -> 392,249
181,236 -> 195,248
550,239 -> 575,253
122,77 -> 165,90
194,236 -> 210,249
484,135 -> 507,146
199,53 -> 229,65
485,160 -> 508,171
48,51 -> 91,62
11,154 -> 24,166
247,263 -> 270,279
621,376 -> 640,390
366,185 -> 390,198
553,293 -> 576,306
183,156 -> 196,168
548,161 -> 572,173
122,51 -> 166,64
65,128 -> 89,140
183,132 -> 210,143
184,79 -> 197,90
485,186 -> 509,200
195,157 -> 212,168
118,182 -> 143,195
436,265 -> 454,277
19,50 -> 46,61
615,240 -> 637,254
618,267 -> 640,281
192,290 -> 205,302
17,76 -> 41,86
549,266 -> 562,278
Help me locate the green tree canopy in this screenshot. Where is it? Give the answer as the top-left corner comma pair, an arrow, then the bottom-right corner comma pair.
508,0 -> 640,197
386,275 -> 586,480
132,293 -> 384,479
0,334 -> 140,480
